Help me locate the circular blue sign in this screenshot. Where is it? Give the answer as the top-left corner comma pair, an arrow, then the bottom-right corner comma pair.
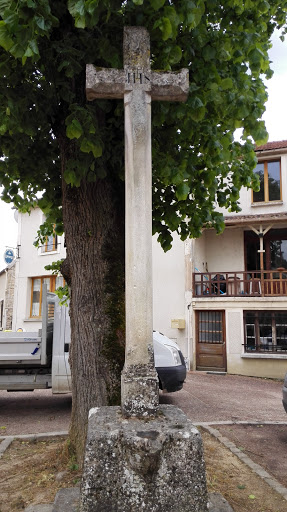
4,249 -> 15,264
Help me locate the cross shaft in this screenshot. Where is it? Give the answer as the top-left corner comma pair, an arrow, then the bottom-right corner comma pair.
86,27 -> 189,417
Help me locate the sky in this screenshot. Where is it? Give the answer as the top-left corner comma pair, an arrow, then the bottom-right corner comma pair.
0,30 -> 287,270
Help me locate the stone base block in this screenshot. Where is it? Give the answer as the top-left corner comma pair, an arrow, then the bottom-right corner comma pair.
80,404 -> 208,512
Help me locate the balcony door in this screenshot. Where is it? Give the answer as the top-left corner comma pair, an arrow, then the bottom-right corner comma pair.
196,311 -> 226,371
245,228 -> 287,272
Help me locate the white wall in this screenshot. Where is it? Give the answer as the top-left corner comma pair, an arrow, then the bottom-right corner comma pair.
193,235 -> 206,274
152,233 -> 187,355
13,208 -> 66,331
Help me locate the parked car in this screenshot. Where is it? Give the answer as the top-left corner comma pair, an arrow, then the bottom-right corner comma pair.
283,372 -> 287,413
153,330 -> 186,392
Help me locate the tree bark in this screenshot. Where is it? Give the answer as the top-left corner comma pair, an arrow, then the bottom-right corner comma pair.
61,171 -> 125,463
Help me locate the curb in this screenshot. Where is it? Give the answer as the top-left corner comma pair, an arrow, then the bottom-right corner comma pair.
196,420 -> 287,426
0,436 -> 14,457
200,424 -> 287,501
0,431 -> 68,459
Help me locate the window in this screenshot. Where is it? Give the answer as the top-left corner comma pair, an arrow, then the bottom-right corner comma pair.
30,275 -> 65,317
270,239 -> 287,269
198,311 -> 224,343
244,310 -> 287,353
41,230 -> 57,253
252,160 -> 281,203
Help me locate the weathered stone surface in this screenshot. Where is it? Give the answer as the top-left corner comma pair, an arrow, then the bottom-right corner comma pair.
80,405 -> 208,512
121,363 -> 159,417
208,492 -> 234,511
25,490 -> 233,512
25,505 -> 53,512
52,487 -> 80,512
86,66 -> 125,100
4,261 -> 15,330
150,69 -> 189,101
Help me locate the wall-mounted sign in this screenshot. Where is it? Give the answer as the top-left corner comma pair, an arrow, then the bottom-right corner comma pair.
4,248 -> 15,265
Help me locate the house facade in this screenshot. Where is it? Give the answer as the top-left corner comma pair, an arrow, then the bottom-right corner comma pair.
153,140 -> 287,379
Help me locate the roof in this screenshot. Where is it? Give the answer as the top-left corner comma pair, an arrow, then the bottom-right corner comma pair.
223,211 -> 287,226
255,140 -> 287,152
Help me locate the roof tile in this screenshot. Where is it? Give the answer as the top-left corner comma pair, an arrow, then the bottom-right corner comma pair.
256,140 -> 287,151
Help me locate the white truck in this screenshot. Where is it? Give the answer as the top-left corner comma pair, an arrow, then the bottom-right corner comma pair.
0,289 -> 186,394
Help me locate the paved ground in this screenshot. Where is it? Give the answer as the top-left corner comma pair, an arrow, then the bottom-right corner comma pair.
161,371 -> 287,495
160,371 -> 286,423
0,390 -> 71,436
0,371 -> 286,435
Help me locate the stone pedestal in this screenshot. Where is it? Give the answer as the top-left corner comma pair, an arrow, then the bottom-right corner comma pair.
80,405 -> 208,512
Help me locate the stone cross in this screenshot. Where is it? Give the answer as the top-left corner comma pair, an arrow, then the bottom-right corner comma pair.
86,27 -> 189,418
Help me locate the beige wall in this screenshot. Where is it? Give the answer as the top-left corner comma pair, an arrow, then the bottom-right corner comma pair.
194,228 -> 244,274
228,355 -> 287,380
205,229 -> 244,272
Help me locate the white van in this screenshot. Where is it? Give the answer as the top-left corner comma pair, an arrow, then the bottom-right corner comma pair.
153,330 -> 186,392
0,291 -> 186,394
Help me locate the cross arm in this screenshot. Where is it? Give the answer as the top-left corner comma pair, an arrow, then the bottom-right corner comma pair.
86,64 -> 125,101
151,69 -> 189,102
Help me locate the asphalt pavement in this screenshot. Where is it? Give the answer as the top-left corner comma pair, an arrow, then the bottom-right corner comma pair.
0,371 -> 285,435
160,371 -> 286,423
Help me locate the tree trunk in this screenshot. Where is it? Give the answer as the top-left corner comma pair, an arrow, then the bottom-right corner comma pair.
61,173 -> 125,463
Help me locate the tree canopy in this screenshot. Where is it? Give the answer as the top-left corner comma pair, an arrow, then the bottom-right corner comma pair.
0,0 -> 286,249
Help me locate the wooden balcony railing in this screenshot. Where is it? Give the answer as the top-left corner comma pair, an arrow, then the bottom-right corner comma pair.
193,270 -> 287,297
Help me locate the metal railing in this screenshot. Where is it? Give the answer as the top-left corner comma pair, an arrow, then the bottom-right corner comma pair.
243,343 -> 287,353
193,270 -> 287,297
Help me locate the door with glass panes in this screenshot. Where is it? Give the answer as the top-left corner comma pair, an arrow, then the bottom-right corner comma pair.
196,311 -> 226,371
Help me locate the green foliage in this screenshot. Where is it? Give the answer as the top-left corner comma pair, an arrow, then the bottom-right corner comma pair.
53,284 -> 70,306
45,259 -> 70,305
0,0 -> 286,248
34,219 -> 63,248
44,259 -> 64,275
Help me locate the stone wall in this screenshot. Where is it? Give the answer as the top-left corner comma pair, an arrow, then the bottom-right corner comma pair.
4,262 -> 15,330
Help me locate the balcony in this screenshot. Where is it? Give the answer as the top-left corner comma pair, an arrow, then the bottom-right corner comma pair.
193,269 -> 287,297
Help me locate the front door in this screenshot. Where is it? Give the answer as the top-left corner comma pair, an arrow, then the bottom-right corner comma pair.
196,310 -> 226,371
